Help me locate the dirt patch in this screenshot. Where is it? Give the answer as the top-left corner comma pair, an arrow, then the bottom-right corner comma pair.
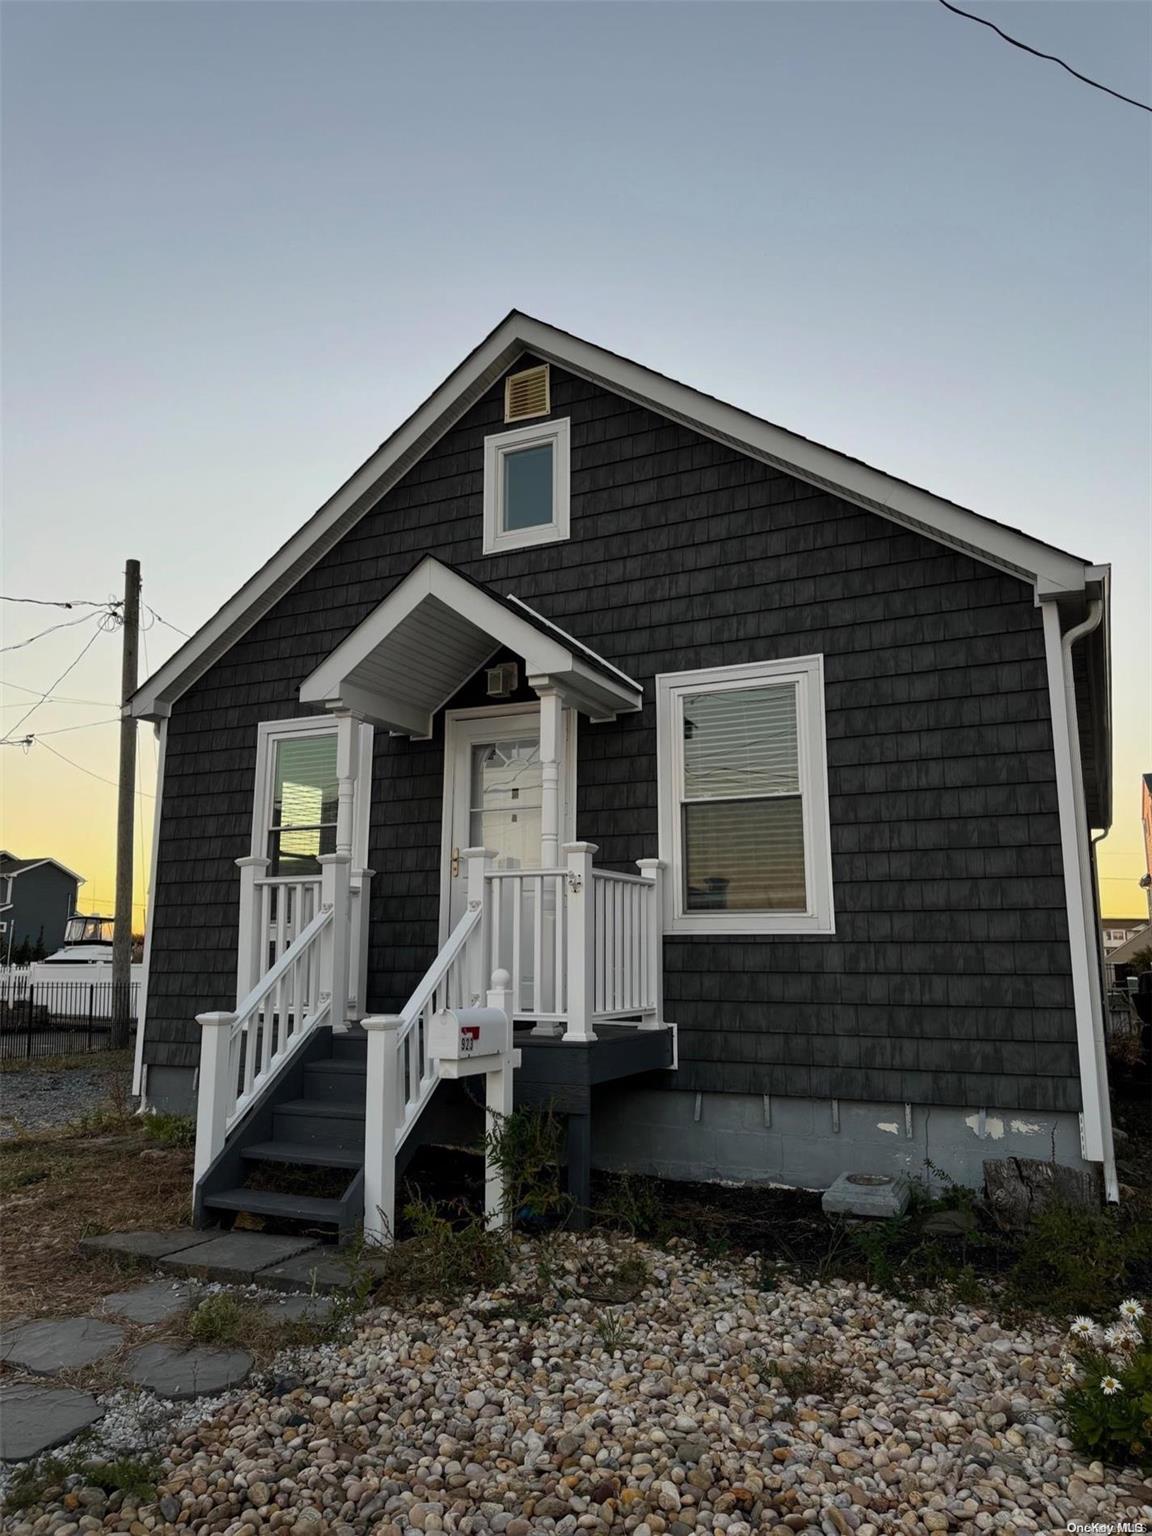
0,1122 -> 193,1321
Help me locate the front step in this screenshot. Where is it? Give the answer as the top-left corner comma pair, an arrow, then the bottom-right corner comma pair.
242,1140 -> 362,1170
301,1059 -> 367,1103
272,1098 -> 365,1151
201,1187 -> 350,1226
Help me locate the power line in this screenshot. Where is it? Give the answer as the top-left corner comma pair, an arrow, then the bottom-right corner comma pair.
937,0 -> 1152,114
144,605 -> 188,638
0,681 -> 116,707
0,610 -> 105,654
1,595 -> 115,610
34,738 -> 154,798
0,718 -> 121,744
1,622 -> 109,742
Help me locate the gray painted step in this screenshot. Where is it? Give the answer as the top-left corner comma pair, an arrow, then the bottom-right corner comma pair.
241,1139 -> 362,1170
273,1098 -> 365,1150
330,1032 -> 368,1062
202,1187 -> 347,1224
301,1059 -> 367,1103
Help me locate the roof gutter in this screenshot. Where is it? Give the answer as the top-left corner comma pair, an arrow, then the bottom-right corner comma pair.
1040,593 -> 1117,1201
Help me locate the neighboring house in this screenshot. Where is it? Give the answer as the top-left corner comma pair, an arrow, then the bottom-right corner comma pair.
1141,772 -> 1152,919
1102,918 -> 1148,955
129,312 -> 1117,1239
1105,924 -> 1151,983
0,852 -> 84,959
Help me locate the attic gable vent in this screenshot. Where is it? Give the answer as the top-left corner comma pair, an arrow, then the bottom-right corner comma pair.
504,364 -> 550,423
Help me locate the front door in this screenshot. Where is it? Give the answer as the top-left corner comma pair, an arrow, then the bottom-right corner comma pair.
445,710 -> 545,930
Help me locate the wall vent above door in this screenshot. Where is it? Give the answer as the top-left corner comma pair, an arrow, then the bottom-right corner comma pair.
504,364 -> 550,423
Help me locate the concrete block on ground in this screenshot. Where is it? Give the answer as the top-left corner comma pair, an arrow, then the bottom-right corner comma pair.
158,1232 -> 320,1283
123,1342 -> 253,1399
0,1383 -> 105,1461
259,1293 -> 336,1325
821,1172 -> 910,1219
0,1317 -> 125,1375
79,1229 -> 220,1262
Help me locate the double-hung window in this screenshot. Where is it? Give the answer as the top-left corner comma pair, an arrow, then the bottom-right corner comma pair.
251,717 -> 374,878
656,656 -> 835,934
482,418 -> 571,555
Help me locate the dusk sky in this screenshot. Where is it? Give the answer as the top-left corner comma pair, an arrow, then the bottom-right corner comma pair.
2,0 -> 1149,925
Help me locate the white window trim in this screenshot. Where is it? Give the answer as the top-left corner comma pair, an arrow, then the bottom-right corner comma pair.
482,417 -> 571,556
250,715 -> 374,874
655,655 -> 835,936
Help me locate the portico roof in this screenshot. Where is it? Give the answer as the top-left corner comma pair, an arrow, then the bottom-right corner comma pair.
298,556 -> 642,735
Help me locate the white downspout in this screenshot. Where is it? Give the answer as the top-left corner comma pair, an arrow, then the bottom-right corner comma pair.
1042,598 -> 1117,1201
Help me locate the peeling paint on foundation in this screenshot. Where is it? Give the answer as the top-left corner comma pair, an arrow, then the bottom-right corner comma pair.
965,1112 -> 1005,1140
1010,1119 -> 1043,1135
877,1122 -> 900,1135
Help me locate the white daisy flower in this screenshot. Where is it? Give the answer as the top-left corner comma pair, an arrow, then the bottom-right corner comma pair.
1119,1298 -> 1145,1321
1105,1324 -> 1139,1352
1062,1361 -> 1079,1381
1068,1316 -> 1095,1339
1099,1376 -> 1122,1396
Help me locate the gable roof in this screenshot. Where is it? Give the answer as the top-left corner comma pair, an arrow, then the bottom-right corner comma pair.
130,310 -> 1104,722
0,852 -> 85,884
298,555 -> 642,733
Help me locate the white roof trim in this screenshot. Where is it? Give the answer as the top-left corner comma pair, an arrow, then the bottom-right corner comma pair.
0,856 -> 86,885
130,311 -> 1095,720
298,556 -> 641,734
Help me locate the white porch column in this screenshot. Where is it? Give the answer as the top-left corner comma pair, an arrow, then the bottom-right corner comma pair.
463,847 -> 495,1006
636,858 -> 666,1030
194,1010 -> 236,1181
234,856 -> 269,1001
536,686 -> 564,869
484,968 -> 515,1229
563,841 -> 599,1043
362,1013 -> 402,1246
319,711 -> 360,1026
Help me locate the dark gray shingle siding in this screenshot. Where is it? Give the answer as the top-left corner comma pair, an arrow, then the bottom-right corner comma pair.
144,360 -> 1078,1111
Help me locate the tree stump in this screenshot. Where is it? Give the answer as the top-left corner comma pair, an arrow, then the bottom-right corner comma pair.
983,1155 -> 1102,1230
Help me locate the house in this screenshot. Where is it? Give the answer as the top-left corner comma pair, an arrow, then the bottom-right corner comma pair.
1141,772 -> 1152,919
0,852 -> 84,960
129,312 -> 1117,1239
1102,918 -> 1148,956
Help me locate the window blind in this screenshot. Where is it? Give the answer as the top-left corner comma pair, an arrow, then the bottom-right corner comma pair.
682,684 -> 799,800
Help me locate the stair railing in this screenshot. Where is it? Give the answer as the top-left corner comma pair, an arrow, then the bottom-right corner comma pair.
194,902 -> 333,1180
361,848 -> 493,1244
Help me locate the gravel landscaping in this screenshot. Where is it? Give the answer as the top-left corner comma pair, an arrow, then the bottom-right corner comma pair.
0,1062 -> 136,1138
4,1235 -> 1150,1535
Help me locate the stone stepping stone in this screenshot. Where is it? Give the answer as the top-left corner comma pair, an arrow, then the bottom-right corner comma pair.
259,1292 -> 335,1325
260,1249 -> 388,1296
79,1229 -> 219,1261
158,1232 -> 319,1283
0,1383 -> 104,1462
124,1342 -> 252,1399
98,1279 -> 194,1325
0,1317 -> 124,1375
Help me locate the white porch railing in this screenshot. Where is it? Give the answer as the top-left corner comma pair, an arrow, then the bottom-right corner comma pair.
194,903 -> 333,1179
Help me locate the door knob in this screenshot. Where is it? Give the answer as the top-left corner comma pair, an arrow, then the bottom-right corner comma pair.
451,846 -> 460,878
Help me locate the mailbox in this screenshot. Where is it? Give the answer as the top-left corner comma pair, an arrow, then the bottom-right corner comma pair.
429,1006 -> 510,1075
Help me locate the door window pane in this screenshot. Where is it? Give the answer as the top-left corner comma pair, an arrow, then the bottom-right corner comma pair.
268,734 -> 338,876
469,740 -> 542,869
683,797 -> 806,912
502,443 -> 554,530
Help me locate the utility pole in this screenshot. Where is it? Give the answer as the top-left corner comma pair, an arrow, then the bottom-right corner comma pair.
111,559 -> 140,1051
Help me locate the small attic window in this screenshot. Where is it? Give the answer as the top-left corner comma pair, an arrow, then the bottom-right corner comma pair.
504,365 -> 550,423
482,418 -> 570,555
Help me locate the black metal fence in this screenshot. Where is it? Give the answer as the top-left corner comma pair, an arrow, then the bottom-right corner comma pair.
0,981 -> 139,1061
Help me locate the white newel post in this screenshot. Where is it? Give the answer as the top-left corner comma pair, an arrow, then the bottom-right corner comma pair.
537,687 -> 564,869
636,858 -> 666,1027
485,968 -> 515,1228
362,1013 -> 403,1246
463,848 -> 495,1006
563,841 -> 598,1043
318,853 -> 353,1024
194,1010 -> 236,1181
234,856 -> 269,1000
